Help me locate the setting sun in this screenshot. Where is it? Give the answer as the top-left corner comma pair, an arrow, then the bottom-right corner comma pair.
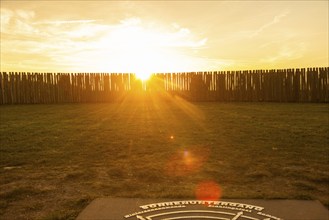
92,18 -> 200,74
134,71 -> 152,81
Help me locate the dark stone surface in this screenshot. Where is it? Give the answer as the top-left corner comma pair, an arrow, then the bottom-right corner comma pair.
77,198 -> 329,220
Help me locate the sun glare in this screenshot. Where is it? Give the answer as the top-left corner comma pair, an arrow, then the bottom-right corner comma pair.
91,21 -> 196,74
135,71 -> 153,81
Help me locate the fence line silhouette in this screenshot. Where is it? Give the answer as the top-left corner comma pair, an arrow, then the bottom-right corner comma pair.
0,67 -> 328,104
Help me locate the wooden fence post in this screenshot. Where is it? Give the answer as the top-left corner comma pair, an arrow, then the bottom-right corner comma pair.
0,69 -> 328,104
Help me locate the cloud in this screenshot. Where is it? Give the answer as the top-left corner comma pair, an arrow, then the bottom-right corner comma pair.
16,9 -> 35,20
1,9 -> 210,72
33,19 -> 98,25
249,10 -> 289,38
1,8 -> 39,36
120,17 -> 141,26
260,42 -> 306,63
0,8 -> 14,26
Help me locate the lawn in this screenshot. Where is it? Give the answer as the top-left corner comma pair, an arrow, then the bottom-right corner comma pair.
0,96 -> 328,219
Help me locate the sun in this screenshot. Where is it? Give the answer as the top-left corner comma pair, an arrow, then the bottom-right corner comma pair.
90,20 -> 197,74
135,70 -> 153,81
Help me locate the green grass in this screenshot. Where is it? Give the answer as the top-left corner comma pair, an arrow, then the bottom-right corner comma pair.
0,97 -> 328,219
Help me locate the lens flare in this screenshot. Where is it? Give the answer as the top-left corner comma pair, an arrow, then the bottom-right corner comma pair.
164,146 -> 209,177
195,180 -> 222,201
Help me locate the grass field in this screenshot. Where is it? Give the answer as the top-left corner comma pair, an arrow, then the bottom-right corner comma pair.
0,97 -> 328,219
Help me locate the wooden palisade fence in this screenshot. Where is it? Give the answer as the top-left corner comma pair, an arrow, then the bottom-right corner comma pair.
0,67 -> 328,104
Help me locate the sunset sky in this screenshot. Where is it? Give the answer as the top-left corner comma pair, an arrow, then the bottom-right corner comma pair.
1,1 -> 328,74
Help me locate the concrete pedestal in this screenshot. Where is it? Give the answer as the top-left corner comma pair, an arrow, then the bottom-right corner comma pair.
77,198 -> 329,220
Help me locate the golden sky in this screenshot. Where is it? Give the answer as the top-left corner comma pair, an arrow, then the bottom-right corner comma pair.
1,1 -> 328,73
